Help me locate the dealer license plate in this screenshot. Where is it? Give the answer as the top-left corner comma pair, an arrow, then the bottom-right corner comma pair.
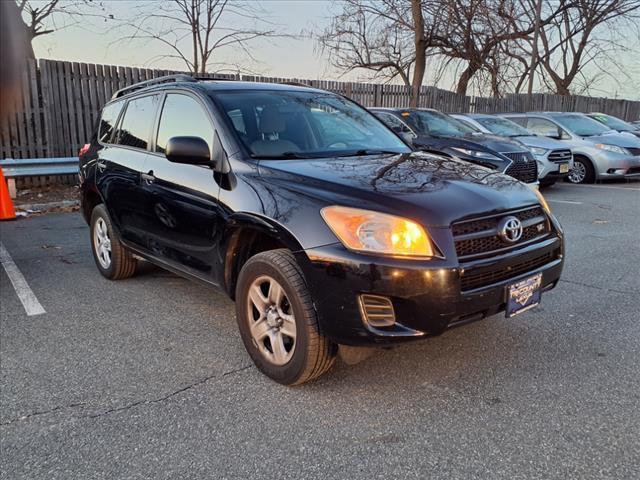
559,164 -> 570,173
506,273 -> 542,318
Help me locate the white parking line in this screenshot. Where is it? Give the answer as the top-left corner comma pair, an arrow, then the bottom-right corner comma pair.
565,183 -> 640,191
0,242 -> 45,316
548,199 -> 583,205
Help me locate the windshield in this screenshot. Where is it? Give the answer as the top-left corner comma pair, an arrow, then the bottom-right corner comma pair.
476,116 -> 532,137
404,110 -> 475,138
553,114 -> 612,137
211,90 -> 410,159
590,114 -> 636,132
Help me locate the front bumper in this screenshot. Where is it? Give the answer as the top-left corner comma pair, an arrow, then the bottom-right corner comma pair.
297,229 -> 564,346
593,153 -> 640,179
536,157 -> 571,181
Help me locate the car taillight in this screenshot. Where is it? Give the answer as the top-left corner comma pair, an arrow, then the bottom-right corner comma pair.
79,143 -> 90,156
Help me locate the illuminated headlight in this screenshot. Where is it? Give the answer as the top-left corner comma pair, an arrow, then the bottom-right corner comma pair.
450,147 -> 501,160
321,206 -> 435,258
595,144 -> 629,155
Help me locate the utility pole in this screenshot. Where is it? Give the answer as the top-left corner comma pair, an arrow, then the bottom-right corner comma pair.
527,0 -> 543,95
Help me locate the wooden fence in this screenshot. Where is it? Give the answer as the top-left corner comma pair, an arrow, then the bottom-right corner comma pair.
2,58 -> 639,160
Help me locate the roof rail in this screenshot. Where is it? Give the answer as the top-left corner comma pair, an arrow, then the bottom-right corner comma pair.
111,74 -> 196,99
191,75 -> 238,82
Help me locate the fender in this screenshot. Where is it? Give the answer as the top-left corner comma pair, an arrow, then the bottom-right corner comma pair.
221,212 -> 306,296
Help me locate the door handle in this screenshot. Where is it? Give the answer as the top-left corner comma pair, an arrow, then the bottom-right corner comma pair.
97,161 -> 106,172
141,171 -> 155,184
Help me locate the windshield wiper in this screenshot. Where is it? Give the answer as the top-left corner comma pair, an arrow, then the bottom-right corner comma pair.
253,151 -> 311,160
337,149 -> 401,157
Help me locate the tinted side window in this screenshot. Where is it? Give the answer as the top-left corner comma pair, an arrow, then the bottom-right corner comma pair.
376,113 -> 413,134
156,94 -> 214,154
115,95 -> 159,150
98,101 -> 124,143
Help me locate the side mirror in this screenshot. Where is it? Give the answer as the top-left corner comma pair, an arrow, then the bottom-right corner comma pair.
166,136 -> 212,166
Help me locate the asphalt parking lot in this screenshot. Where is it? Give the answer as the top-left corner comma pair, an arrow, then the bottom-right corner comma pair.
1,181 -> 639,480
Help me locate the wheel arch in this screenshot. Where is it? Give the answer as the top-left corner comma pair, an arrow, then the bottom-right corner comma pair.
82,185 -> 105,225
223,213 -> 304,299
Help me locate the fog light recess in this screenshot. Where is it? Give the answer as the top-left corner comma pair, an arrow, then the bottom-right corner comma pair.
359,294 -> 396,328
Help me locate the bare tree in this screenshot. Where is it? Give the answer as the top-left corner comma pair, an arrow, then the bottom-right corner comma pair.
535,0 -> 640,95
118,0 -> 283,75
16,0 -> 108,58
432,0 -> 571,96
319,0 -> 439,106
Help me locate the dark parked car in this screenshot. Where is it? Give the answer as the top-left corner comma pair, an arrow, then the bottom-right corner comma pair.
371,108 -> 539,185
79,76 -> 564,385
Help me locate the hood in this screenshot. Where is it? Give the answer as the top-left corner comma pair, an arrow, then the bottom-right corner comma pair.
412,132 -> 527,154
584,132 -> 640,148
257,152 -> 540,228
510,135 -> 568,150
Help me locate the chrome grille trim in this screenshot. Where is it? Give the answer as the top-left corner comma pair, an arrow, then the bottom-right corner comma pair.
452,206 -> 550,260
548,149 -> 572,163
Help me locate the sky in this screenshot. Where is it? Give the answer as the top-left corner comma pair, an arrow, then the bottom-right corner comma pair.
31,0 -> 640,100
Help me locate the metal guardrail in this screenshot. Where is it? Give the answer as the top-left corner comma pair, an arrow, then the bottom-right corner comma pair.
0,157 -> 78,178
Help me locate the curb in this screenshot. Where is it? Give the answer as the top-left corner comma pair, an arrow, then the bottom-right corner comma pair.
15,199 -> 80,213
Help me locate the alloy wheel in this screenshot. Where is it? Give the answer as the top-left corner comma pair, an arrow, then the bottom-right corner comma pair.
246,275 -> 296,366
93,217 -> 112,269
567,161 -> 586,183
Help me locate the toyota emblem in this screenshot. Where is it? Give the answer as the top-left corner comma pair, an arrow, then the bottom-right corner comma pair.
498,216 -> 523,243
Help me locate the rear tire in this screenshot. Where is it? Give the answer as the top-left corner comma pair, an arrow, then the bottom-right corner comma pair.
567,157 -> 595,184
90,204 -> 137,280
235,249 -> 337,385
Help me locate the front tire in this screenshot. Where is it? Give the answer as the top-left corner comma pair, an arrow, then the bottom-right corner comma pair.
567,157 -> 595,184
90,204 -> 137,280
235,249 -> 337,385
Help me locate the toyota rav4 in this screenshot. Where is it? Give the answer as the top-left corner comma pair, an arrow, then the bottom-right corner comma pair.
79,76 -> 564,385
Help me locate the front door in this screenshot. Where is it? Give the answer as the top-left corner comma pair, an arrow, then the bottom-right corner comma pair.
140,92 -> 225,284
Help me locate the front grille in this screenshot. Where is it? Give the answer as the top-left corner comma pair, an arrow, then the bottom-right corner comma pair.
502,151 -> 538,183
452,206 -> 549,260
460,250 -> 558,291
627,147 -> 640,156
547,149 -> 572,163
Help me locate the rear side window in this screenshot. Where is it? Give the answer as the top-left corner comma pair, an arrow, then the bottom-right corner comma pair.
526,117 -> 559,136
155,94 -> 214,154
506,116 -> 527,127
98,101 -> 124,143
115,95 -> 159,150
375,112 -> 413,134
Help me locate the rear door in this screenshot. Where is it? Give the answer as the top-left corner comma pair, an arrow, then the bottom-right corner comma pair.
96,94 -> 160,249
140,91 -> 225,284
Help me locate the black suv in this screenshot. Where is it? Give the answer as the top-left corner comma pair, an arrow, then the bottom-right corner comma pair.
79,76 -> 564,385
371,108 -> 539,184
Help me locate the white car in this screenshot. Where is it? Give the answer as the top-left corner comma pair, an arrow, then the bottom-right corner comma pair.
452,114 -> 573,187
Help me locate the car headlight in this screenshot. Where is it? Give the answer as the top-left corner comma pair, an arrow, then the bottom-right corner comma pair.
533,189 -> 551,215
450,147 -> 501,160
321,206 -> 435,257
529,147 -> 549,156
595,144 -> 629,155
